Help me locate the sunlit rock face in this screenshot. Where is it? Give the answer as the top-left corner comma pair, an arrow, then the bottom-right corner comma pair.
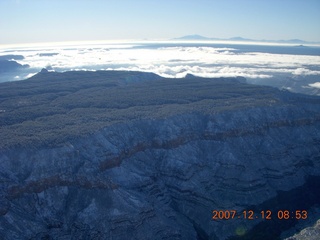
284,219 -> 320,240
0,71 -> 320,239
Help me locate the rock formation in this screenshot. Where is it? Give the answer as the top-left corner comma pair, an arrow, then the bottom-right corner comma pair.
285,219 -> 320,240
0,71 -> 319,239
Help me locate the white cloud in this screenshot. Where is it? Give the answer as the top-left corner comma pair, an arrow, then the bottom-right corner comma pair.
25,73 -> 37,78
309,82 -> 320,89
293,68 -> 320,75
3,42 -> 320,80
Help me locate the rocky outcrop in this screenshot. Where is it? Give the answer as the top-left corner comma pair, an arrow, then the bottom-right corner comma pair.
0,71 -> 320,239
285,219 -> 320,240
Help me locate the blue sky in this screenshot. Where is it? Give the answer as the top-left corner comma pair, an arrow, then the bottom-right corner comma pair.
0,0 -> 320,44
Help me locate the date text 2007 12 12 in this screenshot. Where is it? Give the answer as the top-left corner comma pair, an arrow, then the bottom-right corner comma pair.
212,210 -> 308,220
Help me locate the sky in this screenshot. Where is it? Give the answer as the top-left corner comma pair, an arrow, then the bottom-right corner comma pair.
0,0 -> 320,44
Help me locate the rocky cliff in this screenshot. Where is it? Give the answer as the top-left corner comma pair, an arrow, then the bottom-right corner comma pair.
285,219 -> 320,240
0,71 -> 320,239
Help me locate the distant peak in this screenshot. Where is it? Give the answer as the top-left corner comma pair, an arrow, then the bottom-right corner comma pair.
184,73 -> 197,78
173,34 -> 211,40
228,36 -> 252,41
171,35 -> 318,44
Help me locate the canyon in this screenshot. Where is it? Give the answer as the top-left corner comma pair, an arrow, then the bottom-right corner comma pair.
0,71 -> 320,239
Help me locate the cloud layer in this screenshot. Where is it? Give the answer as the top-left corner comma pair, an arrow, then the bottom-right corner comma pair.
1,42 -> 320,82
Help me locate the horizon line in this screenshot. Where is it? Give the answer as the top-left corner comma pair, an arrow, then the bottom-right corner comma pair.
1,38 -> 320,50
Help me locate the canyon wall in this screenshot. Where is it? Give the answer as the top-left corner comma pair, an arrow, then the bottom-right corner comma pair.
0,71 -> 320,239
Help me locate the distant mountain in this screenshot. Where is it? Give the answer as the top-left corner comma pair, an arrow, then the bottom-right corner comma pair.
226,37 -> 309,44
277,39 -> 307,44
0,55 -> 28,73
228,36 -> 254,41
172,35 -> 319,44
172,34 -> 214,41
0,60 -> 29,73
0,55 -> 24,61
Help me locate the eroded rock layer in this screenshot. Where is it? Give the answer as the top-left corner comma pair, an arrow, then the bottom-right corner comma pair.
0,71 -> 320,239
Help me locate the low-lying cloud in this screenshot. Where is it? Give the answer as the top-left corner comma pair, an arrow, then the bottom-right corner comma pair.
1,42 -> 320,81
309,82 -> 320,89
